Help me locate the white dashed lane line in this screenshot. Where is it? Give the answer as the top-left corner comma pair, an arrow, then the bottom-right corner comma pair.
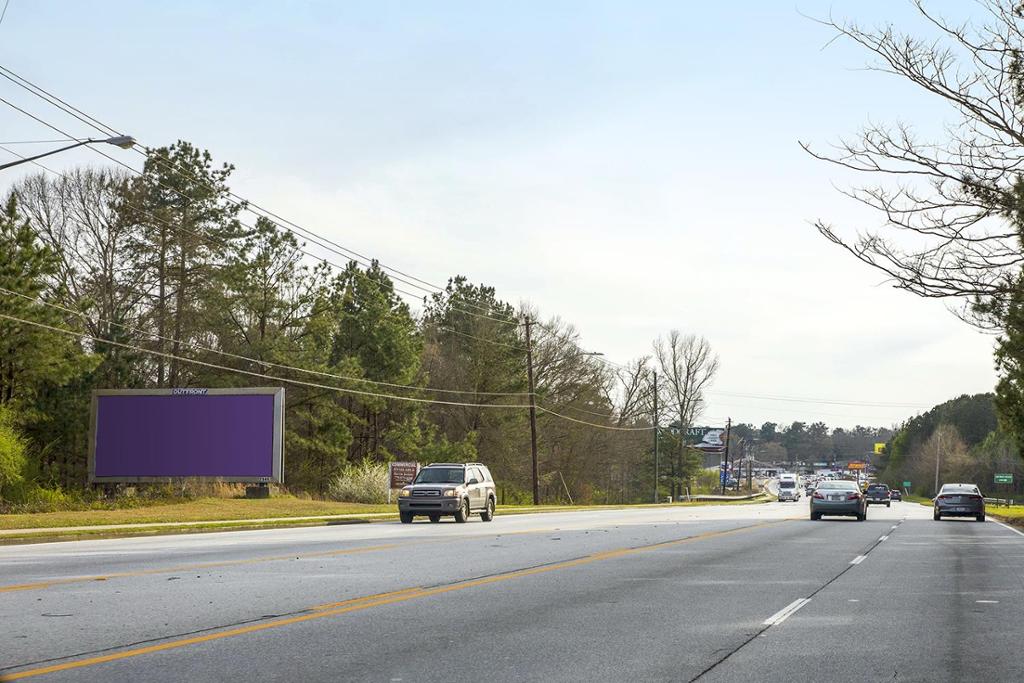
762,598 -> 811,626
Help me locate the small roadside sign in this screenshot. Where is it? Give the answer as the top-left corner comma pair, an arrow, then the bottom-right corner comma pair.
902,481 -> 911,488
390,462 -> 419,488
994,473 -> 1013,484
388,462 -> 420,504
847,461 -> 866,470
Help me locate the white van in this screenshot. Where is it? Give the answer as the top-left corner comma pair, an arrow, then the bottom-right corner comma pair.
778,473 -> 801,502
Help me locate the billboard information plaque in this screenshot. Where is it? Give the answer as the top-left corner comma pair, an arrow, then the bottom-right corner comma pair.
89,388 -> 284,483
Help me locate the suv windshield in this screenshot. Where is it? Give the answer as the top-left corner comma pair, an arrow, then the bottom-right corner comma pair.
414,468 -> 464,484
779,481 -> 795,489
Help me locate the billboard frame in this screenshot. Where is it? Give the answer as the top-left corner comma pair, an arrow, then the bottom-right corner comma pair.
88,387 -> 285,484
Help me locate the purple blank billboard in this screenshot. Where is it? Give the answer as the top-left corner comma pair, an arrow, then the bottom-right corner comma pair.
89,388 -> 284,483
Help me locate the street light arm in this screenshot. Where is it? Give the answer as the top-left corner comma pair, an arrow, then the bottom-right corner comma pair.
0,139 -> 92,171
0,135 -> 135,172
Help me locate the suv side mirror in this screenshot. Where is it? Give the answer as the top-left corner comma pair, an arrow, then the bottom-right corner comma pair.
467,478 -> 480,485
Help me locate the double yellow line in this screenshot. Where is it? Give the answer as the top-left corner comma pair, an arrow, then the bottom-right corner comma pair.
1,519 -> 788,681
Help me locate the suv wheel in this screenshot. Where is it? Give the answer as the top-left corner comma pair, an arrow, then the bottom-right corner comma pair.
399,512 -> 413,524
481,497 -> 495,522
428,514 -> 440,523
454,499 -> 470,523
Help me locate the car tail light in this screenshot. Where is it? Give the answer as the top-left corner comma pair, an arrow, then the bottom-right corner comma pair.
813,491 -> 824,499
847,492 -> 861,500
937,495 -> 952,501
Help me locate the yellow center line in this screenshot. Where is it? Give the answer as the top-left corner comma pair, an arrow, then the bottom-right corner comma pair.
0,517 -> 720,594
0,519 -> 791,681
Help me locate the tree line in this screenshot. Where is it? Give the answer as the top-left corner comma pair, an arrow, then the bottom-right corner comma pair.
0,141 -> 724,507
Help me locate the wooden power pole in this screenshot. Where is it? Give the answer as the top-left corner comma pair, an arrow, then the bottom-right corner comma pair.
524,317 -> 540,505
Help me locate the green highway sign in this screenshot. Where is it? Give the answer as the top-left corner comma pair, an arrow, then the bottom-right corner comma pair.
902,481 -> 911,488
994,473 -> 1013,484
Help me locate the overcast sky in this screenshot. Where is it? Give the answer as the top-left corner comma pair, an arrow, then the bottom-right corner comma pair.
0,0 -> 998,429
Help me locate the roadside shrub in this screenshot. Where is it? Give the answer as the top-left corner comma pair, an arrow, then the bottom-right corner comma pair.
328,460 -> 389,504
0,405 -> 28,501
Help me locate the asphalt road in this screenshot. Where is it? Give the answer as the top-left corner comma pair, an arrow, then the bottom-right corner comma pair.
1,500 -> 1022,682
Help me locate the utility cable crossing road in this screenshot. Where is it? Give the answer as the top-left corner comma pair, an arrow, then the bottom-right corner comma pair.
1,502 -> 1022,682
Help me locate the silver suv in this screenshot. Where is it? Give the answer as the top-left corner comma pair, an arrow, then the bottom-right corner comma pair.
397,463 -> 496,524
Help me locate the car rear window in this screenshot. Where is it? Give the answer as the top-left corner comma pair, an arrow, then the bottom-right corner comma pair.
939,485 -> 980,495
818,481 -> 857,491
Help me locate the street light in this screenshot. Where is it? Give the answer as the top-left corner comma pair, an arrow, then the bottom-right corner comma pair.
0,135 -> 136,171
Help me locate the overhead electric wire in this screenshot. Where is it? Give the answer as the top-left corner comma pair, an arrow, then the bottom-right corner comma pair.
0,135 -> 522,354
0,287 -> 533,398
0,89 -> 519,333
536,406 -> 652,432
0,310 -> 648,431
0,62 -> 517,324
706,390 -> 930,409
0,67 -> 660,420
0,311 -> 534,409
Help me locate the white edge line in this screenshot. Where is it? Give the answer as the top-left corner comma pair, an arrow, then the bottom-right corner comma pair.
992,520 -> 1024,538
763,598 -> 811,626
850,555 -> 867,565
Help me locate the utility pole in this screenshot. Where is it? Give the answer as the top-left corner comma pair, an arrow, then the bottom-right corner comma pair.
746,442 -> 753,491
721,417 -> 732,495
933,431 -> 942,497
652,370 -> 659,504
524,317 -> 540,505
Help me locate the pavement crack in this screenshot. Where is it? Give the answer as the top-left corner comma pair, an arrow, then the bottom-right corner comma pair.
689,519 -> 905,682
0,607 -> 319,674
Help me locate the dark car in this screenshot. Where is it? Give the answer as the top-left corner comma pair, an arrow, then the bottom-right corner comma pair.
933,483 -> 985,522
810,480 -> 867,521
889,488 -> 902,501
865,484 -> 891,507
397,462 -> 496,524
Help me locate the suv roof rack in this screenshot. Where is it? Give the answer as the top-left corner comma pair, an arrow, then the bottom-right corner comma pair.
424,462 -> 487,467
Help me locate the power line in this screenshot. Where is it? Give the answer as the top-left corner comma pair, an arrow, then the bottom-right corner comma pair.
0,89 -> 519,332
0,138 -> 72,144
0,311 -> 643,432
0,311 -> 532,409
706,390 -> 930,409
0,63 -> 522,327
0,138 -> 524,355
0,286 -> 533,398
0,70 -> 651,408
536,406 -> 652,432
0,0 -> 10,29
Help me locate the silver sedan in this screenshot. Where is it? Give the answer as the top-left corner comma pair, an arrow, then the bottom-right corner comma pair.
810,480 -> 867,521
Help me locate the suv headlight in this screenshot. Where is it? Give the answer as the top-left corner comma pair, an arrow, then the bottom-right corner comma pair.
443,488 -> 458,497
399,489 -> 411,498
